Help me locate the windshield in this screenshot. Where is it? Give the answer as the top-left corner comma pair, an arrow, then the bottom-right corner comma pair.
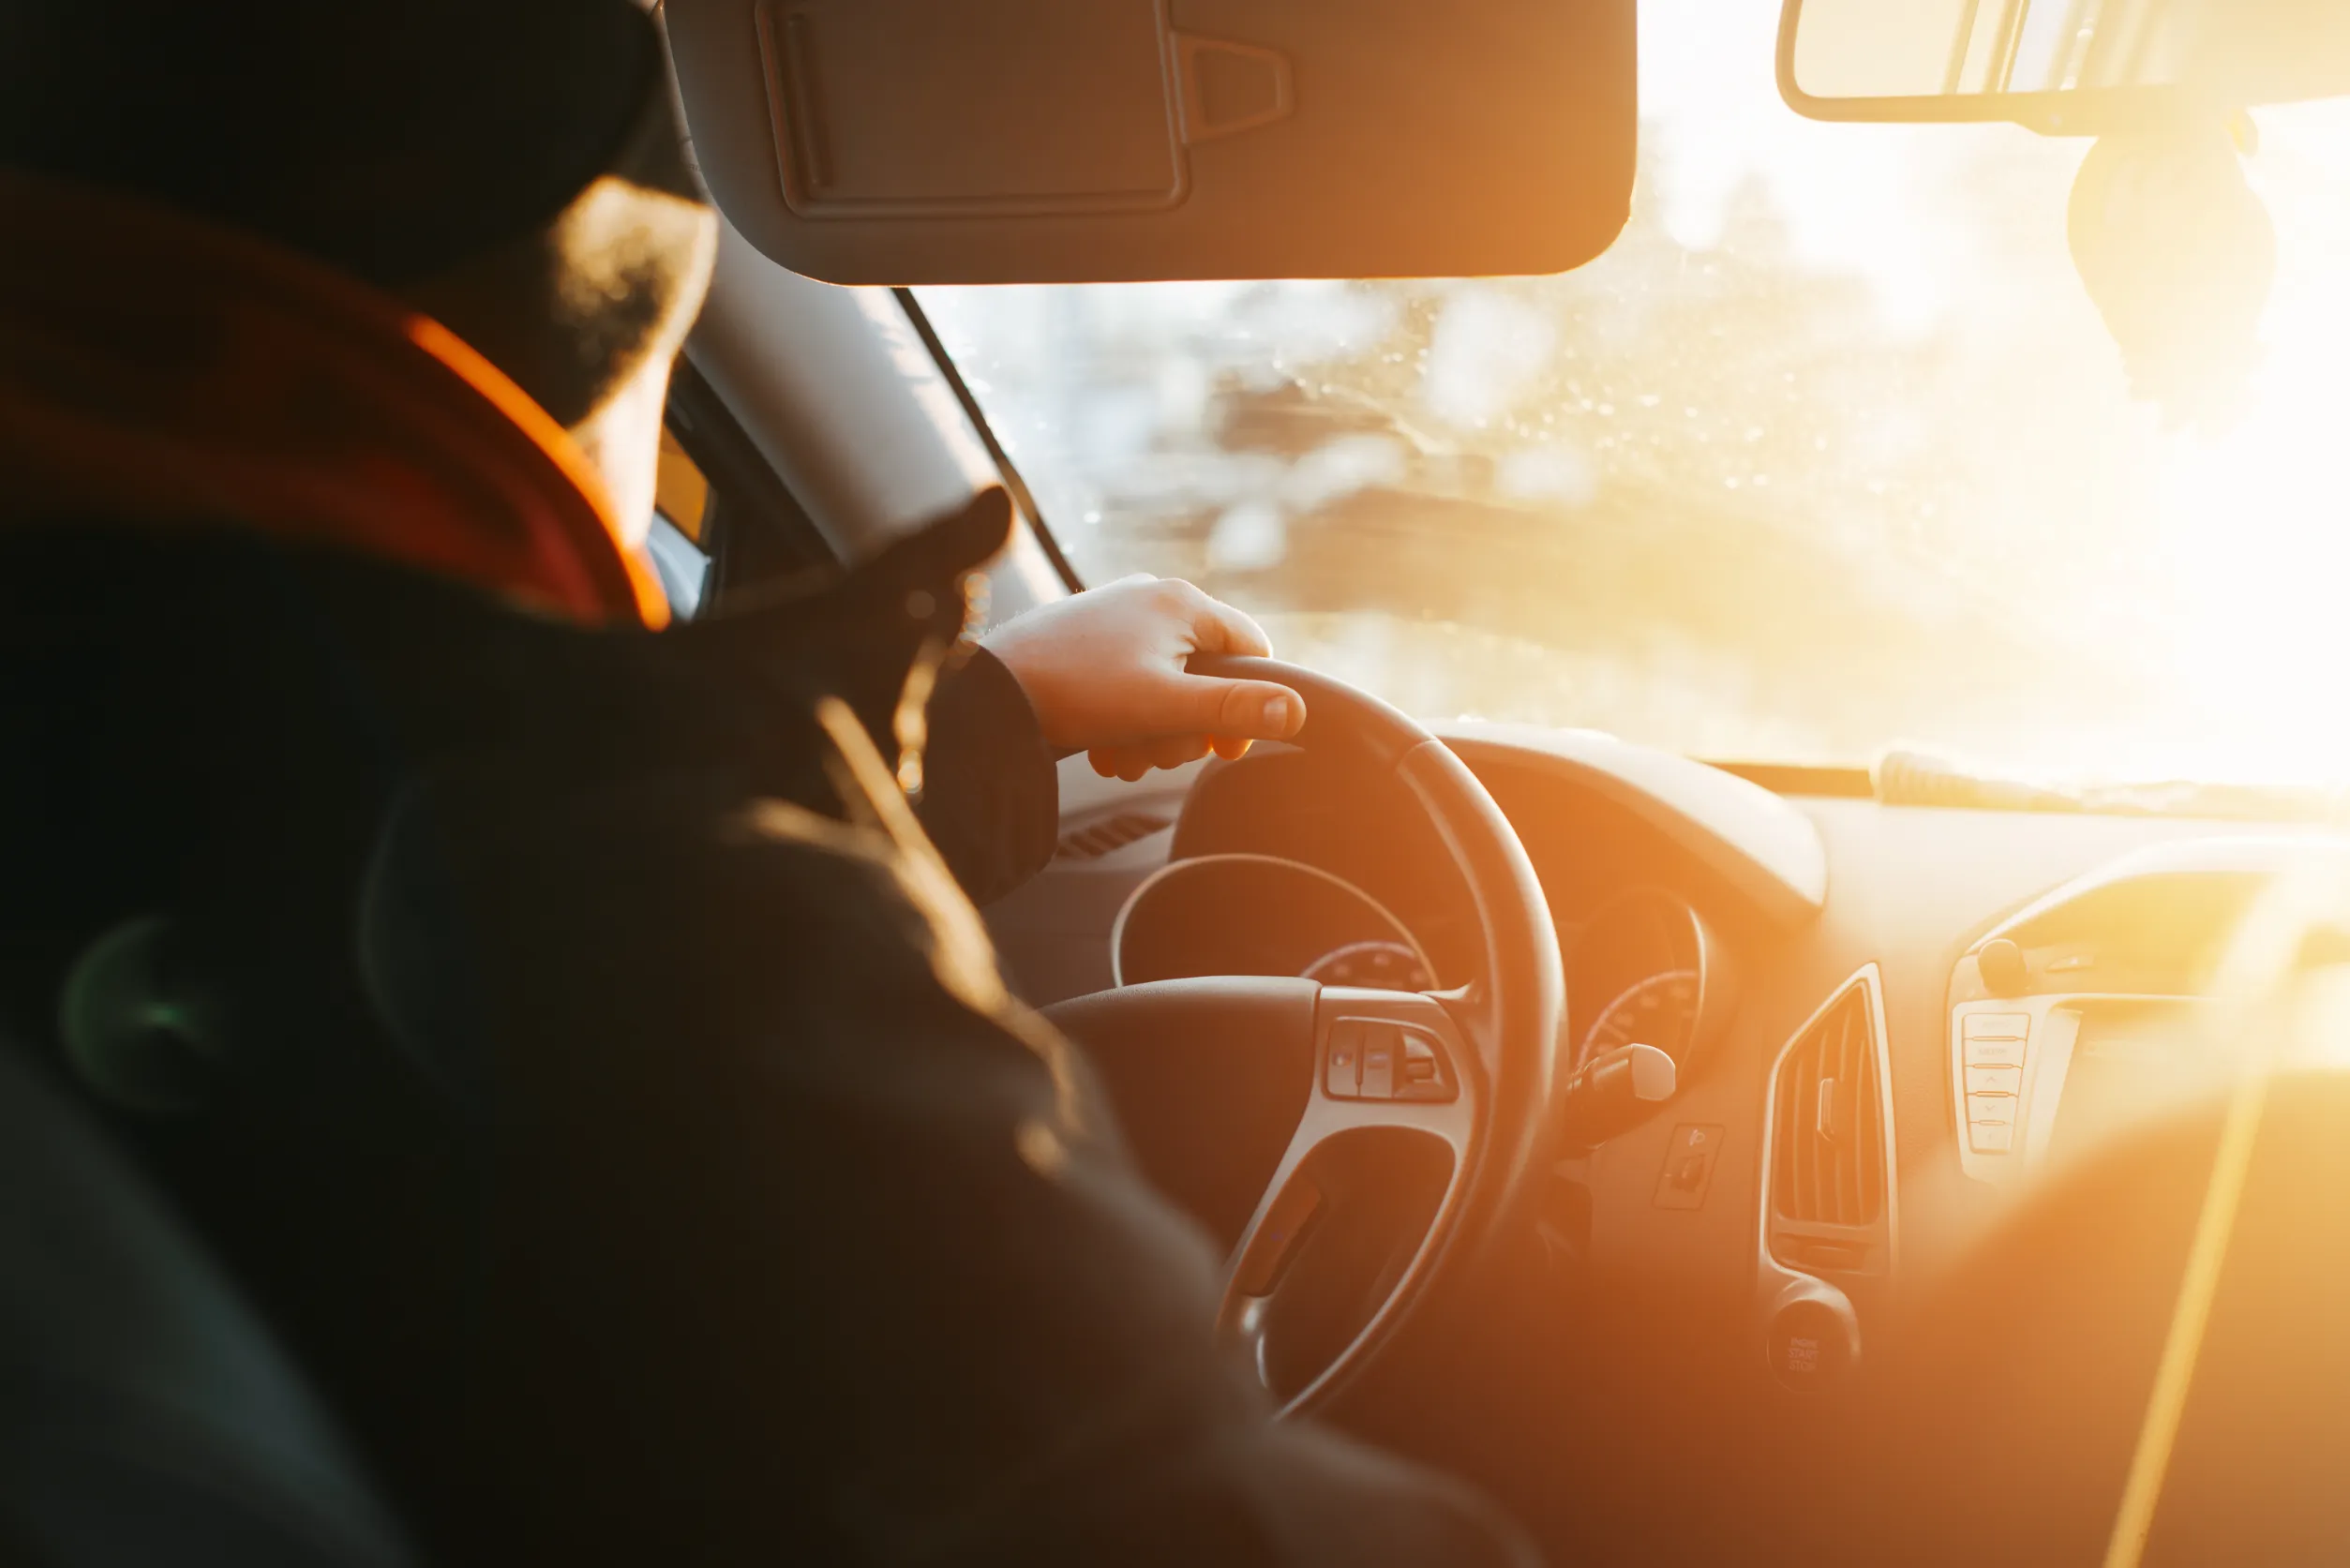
917,0 -> 2350,785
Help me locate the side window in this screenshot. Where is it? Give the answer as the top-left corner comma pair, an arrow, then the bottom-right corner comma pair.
647,424 -> 713,620
662,359 -> 842,610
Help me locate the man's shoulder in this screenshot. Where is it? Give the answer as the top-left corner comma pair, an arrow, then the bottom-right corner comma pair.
362,742 -> 1028,1070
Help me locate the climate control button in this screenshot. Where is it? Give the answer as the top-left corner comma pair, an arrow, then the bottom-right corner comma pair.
1968,1120 -> 2015,1153
1963,1034 -> 2028,1068
1966,1064 -> 2024,1096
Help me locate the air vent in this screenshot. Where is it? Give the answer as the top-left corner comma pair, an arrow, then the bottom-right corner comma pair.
1768,972 -> 1893,1248
1055,811 -> 1173,861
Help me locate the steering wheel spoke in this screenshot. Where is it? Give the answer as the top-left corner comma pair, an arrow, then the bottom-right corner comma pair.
1217,988 -> 1480,1410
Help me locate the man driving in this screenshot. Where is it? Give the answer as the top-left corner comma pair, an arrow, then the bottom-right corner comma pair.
0,3 -> 1534,1563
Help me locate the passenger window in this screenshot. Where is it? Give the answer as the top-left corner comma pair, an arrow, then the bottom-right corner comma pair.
647,424 -> 713,620
663,359 -> 841,606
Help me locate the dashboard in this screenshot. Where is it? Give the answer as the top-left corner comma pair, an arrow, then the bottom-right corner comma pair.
980,724 -> 2350,1555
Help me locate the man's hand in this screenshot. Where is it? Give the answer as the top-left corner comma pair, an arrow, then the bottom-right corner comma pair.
980,576 -> 1308,781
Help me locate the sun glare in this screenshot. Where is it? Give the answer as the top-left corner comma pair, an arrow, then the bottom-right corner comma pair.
1650,1 -> 2350,785
925,1 -> 2350,789
2157,106 -> 2350,784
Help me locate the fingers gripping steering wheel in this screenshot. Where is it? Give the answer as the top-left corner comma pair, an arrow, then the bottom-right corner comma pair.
1045,657 -> 1566,1416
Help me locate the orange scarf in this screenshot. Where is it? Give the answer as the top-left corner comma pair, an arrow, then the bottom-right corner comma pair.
0,172 -> 666,628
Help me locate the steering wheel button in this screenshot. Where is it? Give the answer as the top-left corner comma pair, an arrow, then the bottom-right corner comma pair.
1396,1031 -> 1457,1101
1325,1021 -> 1364,1098
1963,1013 -> 2030,1041
1359,1031 -> 1399,1099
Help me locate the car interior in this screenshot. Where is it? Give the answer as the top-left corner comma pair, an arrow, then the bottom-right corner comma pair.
15,1 -> 2350,1564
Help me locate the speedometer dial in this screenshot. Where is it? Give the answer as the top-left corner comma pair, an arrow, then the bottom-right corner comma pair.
1113,854 -> 1433,991
1302,939 -> 1434,991
1579,968 -> 1701,1065
1565,889 -> 1727,1076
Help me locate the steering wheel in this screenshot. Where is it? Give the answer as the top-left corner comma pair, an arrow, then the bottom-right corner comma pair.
1044,656 -> 1565,1416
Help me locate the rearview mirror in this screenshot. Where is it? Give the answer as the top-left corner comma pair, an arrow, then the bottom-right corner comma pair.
1778,0 -> 2350,132
666,0 -> 1635,284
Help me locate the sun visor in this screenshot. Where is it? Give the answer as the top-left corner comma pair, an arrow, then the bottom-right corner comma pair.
665,0 -> 1636,283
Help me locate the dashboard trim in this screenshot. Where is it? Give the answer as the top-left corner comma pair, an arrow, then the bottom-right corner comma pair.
1438,724 -> 1829,928
1975,835 -> 2350,948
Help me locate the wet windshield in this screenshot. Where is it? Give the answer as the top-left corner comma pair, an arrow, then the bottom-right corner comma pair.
917,0 -> 2350,785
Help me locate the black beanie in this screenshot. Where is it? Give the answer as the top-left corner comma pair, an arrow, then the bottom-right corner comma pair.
0,1 -> 678,286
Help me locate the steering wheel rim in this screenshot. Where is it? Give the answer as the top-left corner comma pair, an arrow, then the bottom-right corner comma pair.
1047,656 -> 1565,1417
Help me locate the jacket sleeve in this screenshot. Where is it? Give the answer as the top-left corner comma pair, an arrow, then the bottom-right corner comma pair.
384,754 -> 1537,1568
915,644 -> 1060,905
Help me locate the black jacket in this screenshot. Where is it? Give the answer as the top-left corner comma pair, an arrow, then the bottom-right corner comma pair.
0,512 -> 1534,1567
